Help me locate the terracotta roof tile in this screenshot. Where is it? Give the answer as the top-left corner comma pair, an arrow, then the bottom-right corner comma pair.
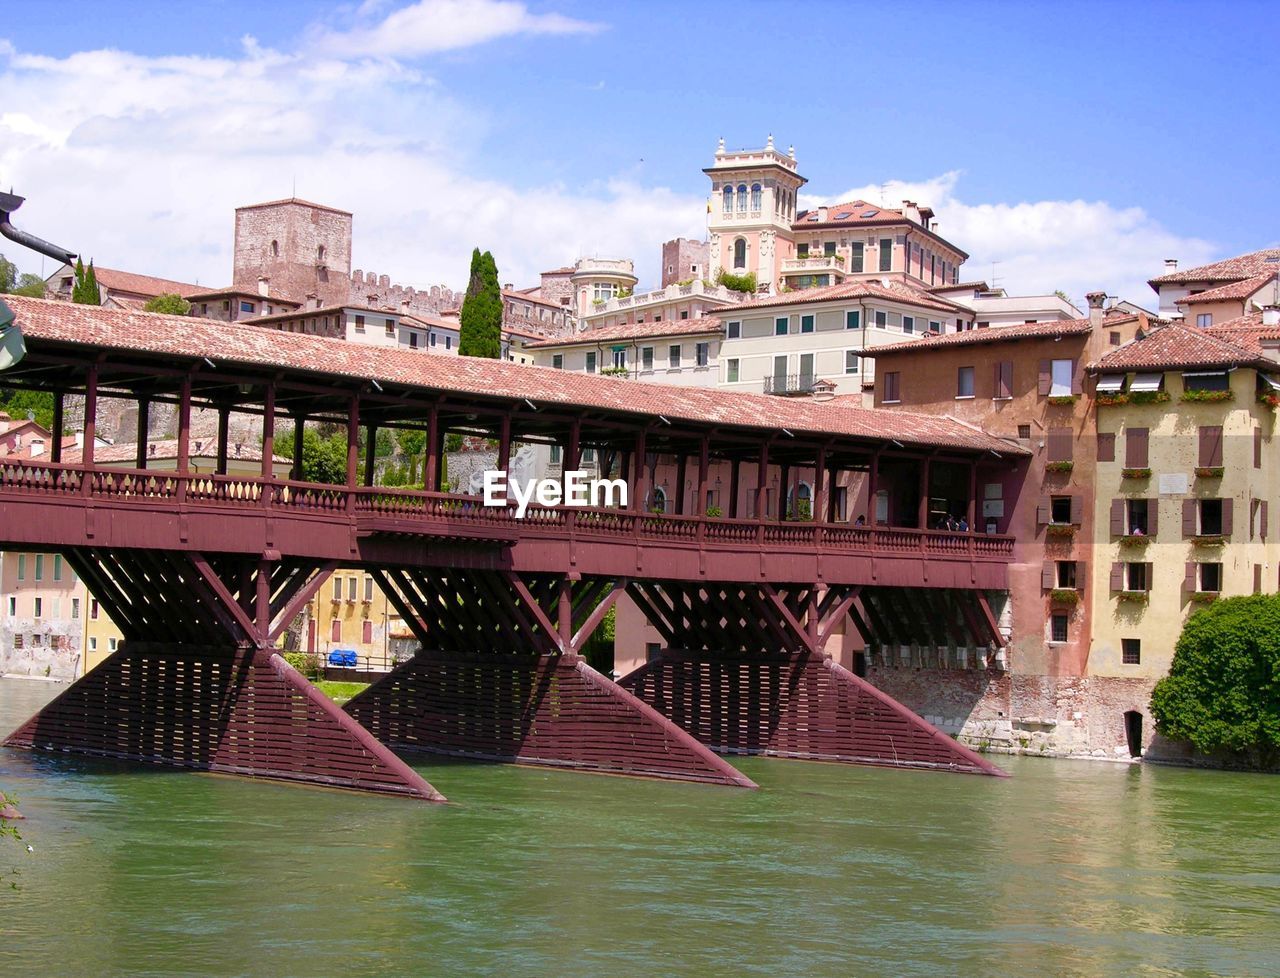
864,318 -> 1099,356
1203,313 -> 1280,356
526,317 -> 723,348
1149,248 -> 1280,287
91,267 -> 207,299
5,296 -> 1023,456
1175,272 -> 1278,306
1090,320 -> 1275,372
720,279 -> 962,315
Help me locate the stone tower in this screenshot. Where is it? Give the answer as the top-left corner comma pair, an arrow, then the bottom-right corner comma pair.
233,198 -> 353,308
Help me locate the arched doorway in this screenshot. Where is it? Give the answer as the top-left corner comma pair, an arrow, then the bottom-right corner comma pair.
1123,710 -> 1144,757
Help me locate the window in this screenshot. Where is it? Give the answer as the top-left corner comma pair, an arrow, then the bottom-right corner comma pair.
6,596 -> 14,616
33,597 -> 42,618
845,351 -> 859,375
722,185 -> 733,215
1130,372 -> 1163,393
903,316 -> 914,334
846,310 -> 861,330
956,366 -> 975,398
582,448 -> 596,463
733,238 -> 747,268
882,371 -> 901,403
108,638 -> 118,653
34,554 -> 44,581
347,577 -> 357,602
16,554 -> 24,581
408,332 -> 419,349
1199,498 -> 1223,535
878,238 -> 893,272
1047,426 -> 1073,462
642,347 -> 654,370
355,314 -> 366,332
332,576 -> 343,601
1018,424 -> 1032,440
800,315 -> 815,334
611,349 -> 626,370
1184,371 -> 1229,392
1127,562 -> 1149,591
994,361 -> 1013,399
1050,613 -> 1069,643
53,555 -> 62,581
1096,374 -> 1125,394
775,317 -> 789,336
797,243 -> 810,259
1051,496 -> 1073,524
696,343 -> 709,367
727,320 -> 741,339
1125,427 -> 1149,468
651,486 -> 667,514
445,337 -> 452,350
799,353 -> 814,383
750,183 -> 762,210
385,320 -> 395,337
1200,562 -> 1222,592
88,637 -> 97,653
585,351 -> 597,374
429,332 -> 438,347
1199,425 -> 1223,467
646,643 -> 662,663
1122,639 -> 1141,665
550,444 -> 562,464
929,320 -> 941,334
361,620 -> 373,644
736,184 -> 747,213
1057,561 -> 1078,588
726,358 -> 740,383
823,241 -> 836,257
240,301 -> 255,314
331,619 -> 341,642
874,311 -> 887,329
1127,499 -> 1152,535
364,576 -> 374,602
850,242 -> 864,272
1196,313 -> 1213,328
71,597 -> 80,619
669,345 -> 681,368
317,245 -> 326,263
1050,358 -> 1073,396
91,599 -> 100,620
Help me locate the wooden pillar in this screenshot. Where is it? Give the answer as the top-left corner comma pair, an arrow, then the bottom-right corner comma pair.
363,423 -> 377,487
729,458 -> 742,519
424,405 -> 439,492
867,451 -> 879,524
82,366 -> 99,469
696,435 -> 710,515
566,417 -> 581,470
558,578 -> 573,656
261,385 -> 276,481
255,560 -> 272,647
176,374 -> 192,473
50,392 -> 64,463
633,429 -> 649,511
497,413 -> 512,472
917,455 -> 931,529
813,446 -> 828,524
827,464 -> 840,522
291,414 -> 305,482
968,461 -> 979,531
675,453 -> 688,515
756,440 -> 770,519
136,398 -> 151,470
778,463 -> 791,521
345,394 -> 360,488
215,404 -> 229,476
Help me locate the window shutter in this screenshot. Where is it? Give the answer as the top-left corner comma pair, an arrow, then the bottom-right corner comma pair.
1198,425 -> 1223,467
1042,562 -> 1055,589
1038,359 -> 1051,396
1144,562 -> 1153,591
1126,427 -> 1149,468
1071,358 -> 1082,395
1036,497 -> 1050,525
993,362 -> 1003,397
1074,560 -> 1084,588
1222,497 -> 1233,537
1070,495 -> 1083,524
1148,498 -> 1159,536
1097,432 -> 1115,462
1184,562 -> 1197,593
1255,564 -> 1263,594
1182,499 -> 1196,538
993,361 -> 1012,398
1110,562 -> 1124,591
1262,500 -> 1269,539
1047,427 -> 1073,462
1255,427 -> 1263,469
1110,499 -> 1124,536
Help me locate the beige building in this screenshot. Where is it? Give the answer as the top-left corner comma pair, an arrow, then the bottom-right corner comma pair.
1148,248 -> 1280,322
527,317 -> 723,385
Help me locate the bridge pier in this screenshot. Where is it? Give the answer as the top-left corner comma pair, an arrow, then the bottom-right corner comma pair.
344,569 -> 756,788
618,581 -> 1007,777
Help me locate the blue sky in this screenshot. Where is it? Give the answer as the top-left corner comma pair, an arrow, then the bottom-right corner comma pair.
1,0 -> 1276,304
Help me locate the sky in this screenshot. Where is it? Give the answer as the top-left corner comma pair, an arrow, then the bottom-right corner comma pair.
1,0 -> 1277,309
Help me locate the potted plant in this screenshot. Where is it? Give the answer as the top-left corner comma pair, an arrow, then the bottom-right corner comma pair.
1129,390 -> 1171,405
1121,467 -> 1152,480
1194,466 -> 1224,479
1117,590 -> 1149,604
1050,588 -> 1079,606
1045,522 -> 1076,538
1119,534 -> 1150,547
1047,394 -> 1079,406
1181,388 -> 1234,403
705,505 -> 723,518
1095,392 -> 1129,407
1045,460 -> 1074,474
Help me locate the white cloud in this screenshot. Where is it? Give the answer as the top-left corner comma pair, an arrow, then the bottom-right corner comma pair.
803,172 -> 1217,308
307,0 -> 602,59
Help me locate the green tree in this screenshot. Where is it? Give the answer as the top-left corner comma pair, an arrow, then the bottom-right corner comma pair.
0,254 -> 16,292
11,274 -> 45,298
716,268 -> 757,294
143,293 -> 191,315
72,259 -> 101,305
397,428 -> 426,484
1150,594 -> 1280,768
0,390 -> 56,432
274,426 -> 348,484
458,248 -> 502,358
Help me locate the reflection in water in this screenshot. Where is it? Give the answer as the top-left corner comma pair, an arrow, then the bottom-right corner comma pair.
2,678 -> 1277,977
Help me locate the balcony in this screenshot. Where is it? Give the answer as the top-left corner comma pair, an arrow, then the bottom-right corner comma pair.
763,373 -> 817,396
583,280 -> 751,318
781,255 -> 847,279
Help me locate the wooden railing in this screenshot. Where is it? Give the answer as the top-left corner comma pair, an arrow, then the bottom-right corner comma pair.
0,460 -> 1016,560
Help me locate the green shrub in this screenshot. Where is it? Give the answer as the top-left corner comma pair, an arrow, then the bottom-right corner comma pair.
716,269 -> 757,294
283,652 -> 322,679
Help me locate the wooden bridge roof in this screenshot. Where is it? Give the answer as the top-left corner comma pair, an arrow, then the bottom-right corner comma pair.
6,296 -> 1023,457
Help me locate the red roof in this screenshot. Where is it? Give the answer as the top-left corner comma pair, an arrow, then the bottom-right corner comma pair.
1204,313 -> 1280,355
1174,272 -> 1278,306
91,267 -> 207,300
863,317 -> 1100,357
1149,249 -> 1280,287
5,296 -> 1022,456
720,279 -> 963,315
526,317 -> 723,349
1089,319 -> 1277,373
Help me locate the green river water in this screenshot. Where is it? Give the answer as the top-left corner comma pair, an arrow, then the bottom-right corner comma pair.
1,677 -> 1277,977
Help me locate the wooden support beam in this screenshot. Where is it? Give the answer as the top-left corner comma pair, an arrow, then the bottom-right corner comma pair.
261,385 -> 275,482
729,458 -> 741,519
82,364 -> 99,471
50,392 -> 63,463
364,423 -> 377,487
675,454 -> 688,515
424,405 -> 439,492
917,455 -> 931,529
817,586 -> 861,647
175,374 -> 191,473
215,404 -> 229,476
137,398 -> 152,470
504,571 -> 563,652
975,591 -> 1005,648
291,413 -> 305,482
813,447 -> 828,525
696,435 -> 709,516
570,580 -> 625,653
345,394 -> 360,489
190,553 -> 260,645
756,441 -> 770,518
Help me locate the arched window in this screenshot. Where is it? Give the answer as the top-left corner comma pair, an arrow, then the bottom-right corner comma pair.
736,184 -> 748,213
650,486 -> 667,514
316,244 -> 326,263
750,183 -> 762,211
722,185 -> 733,216
788,482 -> 813,519
271,239 -> 279,257
733,238 -> 747,269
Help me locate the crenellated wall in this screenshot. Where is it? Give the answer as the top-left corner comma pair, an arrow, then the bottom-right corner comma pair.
350,269 -> 462,317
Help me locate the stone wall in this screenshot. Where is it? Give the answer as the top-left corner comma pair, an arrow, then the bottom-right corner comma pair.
661,238 -> 710,288
233,201 -> 353,307
350,269 -> 463,318
1,620 -> 81,681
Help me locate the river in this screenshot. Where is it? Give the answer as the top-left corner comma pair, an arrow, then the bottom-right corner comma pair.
1,677 -> 1277,977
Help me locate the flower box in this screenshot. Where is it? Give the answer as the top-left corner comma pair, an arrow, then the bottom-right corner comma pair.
1047,395 -> 1078,406
1128,390 -> 1171,405
1045,522 -> 1076,538
1121,467 -> 1151,480
1044,460 -> 1074,474
1119,534 -> 1150,546
1117,590 -> 1149,603
1189,591 -> 1218,603
1180,388 -> 1234,403
1258,392 -> 1280,410
1194,466 -> 1224,479
1049,588 -> 1079,606
1095,392 -> 1129,407
1192,534 -> 1225,546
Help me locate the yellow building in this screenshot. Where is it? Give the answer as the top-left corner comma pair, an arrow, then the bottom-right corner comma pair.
307,568 -> 400,670
83,593 -> 123,674
1089,312 -> 1280,679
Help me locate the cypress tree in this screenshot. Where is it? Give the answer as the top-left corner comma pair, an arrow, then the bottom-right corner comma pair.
72,258 -> 101,305
458,248 -> 502,358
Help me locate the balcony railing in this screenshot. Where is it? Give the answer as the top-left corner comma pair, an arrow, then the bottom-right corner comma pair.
584,280 -> 750,317
781,255 -> 846,275
763,373 -> 817,396
0,459 -> 1015,561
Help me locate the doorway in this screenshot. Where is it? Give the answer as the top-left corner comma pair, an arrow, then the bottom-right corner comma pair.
1123,710 -> 1143,757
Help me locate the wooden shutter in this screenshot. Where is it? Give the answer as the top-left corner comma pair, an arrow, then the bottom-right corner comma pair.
1042,562 -> 1055,589
1148,498 -> 1159,536
1071,358 -> 1083,395
1255,427 -> 1263,469
1184,562 -> 1197,593
1255,564 -> 1263,594
1262,500 -> 1269,539
1222,497 -> 1233,537
1036,496 -> 1050,525
1070,495 -> 1083,524
995,361 -> 1012,398
1110,499 -> 1124,535
1182,499 -> 1196,538
1110,562 -> 1124,591
1144,562 -> 1154,591
1074,560 -> 1084,589
1198,425 -> 1223,467
1126,427 -> 1149,467
1097,432 -> 1116,462
1038,359 -> 1052,396
1047,427 -> 1073,462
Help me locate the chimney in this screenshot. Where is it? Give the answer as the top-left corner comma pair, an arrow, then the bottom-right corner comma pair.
1264,305 -> 1280,327
817,206 -> 828,222
1164,259 -> 1178,272
257,276 -> 270,297
504,283 -> 513,291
